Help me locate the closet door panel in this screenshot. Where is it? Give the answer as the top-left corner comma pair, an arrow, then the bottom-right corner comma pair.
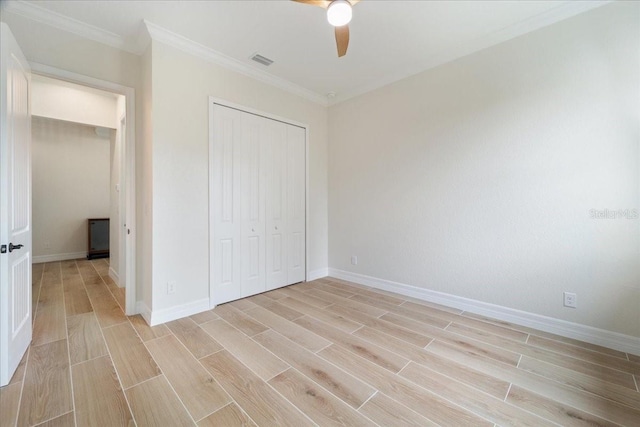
265,120 -> 288,290
287,125 -> 306,284
240,113 -> 266,297
212,105 -> 243,304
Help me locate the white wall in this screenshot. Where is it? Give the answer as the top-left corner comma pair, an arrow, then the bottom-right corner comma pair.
149,40 -> 329,313
329,2 -> 640,338
32,117 -> 111,260
32,74 -> 118,129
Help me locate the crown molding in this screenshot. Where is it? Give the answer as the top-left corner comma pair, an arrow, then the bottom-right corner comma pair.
329,0 -> 612,106
2,0 -> 138,54
143,20 -> 328,106
1,1 -> 327,105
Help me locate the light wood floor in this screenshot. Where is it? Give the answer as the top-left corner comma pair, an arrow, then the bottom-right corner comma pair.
1,260 -> 639,426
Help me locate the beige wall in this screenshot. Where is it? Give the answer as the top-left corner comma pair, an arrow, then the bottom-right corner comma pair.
32,75 -> 118,129
150,40 -> 329,311
328,2 -> 640,337
139,44 -> 153,310
32,117 -> 111,260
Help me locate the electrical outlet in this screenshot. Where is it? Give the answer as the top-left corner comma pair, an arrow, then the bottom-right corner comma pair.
167,281 -> 176,295
563,292 -> 577,308
351,256 -> 358,265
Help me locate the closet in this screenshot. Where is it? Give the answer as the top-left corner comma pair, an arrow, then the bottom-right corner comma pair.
211,104 -> 306,305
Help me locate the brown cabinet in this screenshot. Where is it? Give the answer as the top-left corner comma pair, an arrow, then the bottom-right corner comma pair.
87,218 -> 109,260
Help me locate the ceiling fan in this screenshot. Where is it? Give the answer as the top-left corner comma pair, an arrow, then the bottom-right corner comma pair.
293,0 -> 361,57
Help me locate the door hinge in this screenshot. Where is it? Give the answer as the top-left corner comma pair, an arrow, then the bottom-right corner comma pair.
1,245 -> 6,254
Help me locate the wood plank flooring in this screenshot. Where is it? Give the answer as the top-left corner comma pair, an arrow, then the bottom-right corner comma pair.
1,263 -> 639,426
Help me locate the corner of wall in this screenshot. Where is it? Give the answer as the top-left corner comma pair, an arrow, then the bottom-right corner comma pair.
137,42 -> 154,313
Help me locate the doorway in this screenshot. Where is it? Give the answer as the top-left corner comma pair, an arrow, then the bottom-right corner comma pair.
31,63 -> 136,315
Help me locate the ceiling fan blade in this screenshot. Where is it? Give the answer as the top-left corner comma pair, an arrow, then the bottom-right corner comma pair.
291,0 -> 331,8
335,25 -> 349,57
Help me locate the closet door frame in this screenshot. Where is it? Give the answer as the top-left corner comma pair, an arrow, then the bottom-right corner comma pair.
208,97 -> 309,309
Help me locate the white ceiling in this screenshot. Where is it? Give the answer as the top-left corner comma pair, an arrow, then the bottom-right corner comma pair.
2,0 -> 608,105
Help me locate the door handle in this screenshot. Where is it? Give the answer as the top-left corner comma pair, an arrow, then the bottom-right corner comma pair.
9,243 -> 24,252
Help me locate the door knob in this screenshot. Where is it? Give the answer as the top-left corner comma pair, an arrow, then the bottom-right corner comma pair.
251,228 -> 255,232
275,226 -> 278,230
9,243 -> 24,252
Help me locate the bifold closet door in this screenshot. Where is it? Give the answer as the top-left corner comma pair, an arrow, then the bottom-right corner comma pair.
211,105 -> 243,304
240,113 -> 267,297
212,103 -> 306,305
265,120 -> 288,291
287,125 -> 306,285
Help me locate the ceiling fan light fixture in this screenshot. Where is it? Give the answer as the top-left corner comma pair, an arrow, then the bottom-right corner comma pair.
327,0 -> 352,27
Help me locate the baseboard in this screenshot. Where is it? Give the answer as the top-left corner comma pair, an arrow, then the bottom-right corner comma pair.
108,267 -> 121,287
147,298 -> 210,326
307,268 -> 329,281
328,268 -> 640,356
136,301 -> 152,325
33,252 -> 85,263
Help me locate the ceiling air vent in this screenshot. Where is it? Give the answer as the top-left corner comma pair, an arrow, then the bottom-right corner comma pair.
250,53 -> 274,66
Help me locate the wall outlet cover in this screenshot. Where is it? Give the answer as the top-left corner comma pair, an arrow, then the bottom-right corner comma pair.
563,292 -> 577,308
167,281 -> 177,295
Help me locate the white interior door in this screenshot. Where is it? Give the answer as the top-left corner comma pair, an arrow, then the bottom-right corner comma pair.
240,113 -> 266,297
287,125 -> 306,284
211,105 -> 242,304
0,23 -> 32,387
265,120 -> 288,291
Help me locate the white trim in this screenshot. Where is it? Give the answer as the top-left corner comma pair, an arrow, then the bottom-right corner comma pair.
208,101 -> 215,309
136,301 -> 151,325
307,268 -> 328,281
30,62 -> 131,95
144,21 -> 327,106
29,62 -> 138,316
147,298 -> 210,327
2,0 -> 136,54
33,252 -> 85,264
304,127 -> 311,285
208,98 -> 309,130
328,268 -> 640,356
108,267 -> 121,288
